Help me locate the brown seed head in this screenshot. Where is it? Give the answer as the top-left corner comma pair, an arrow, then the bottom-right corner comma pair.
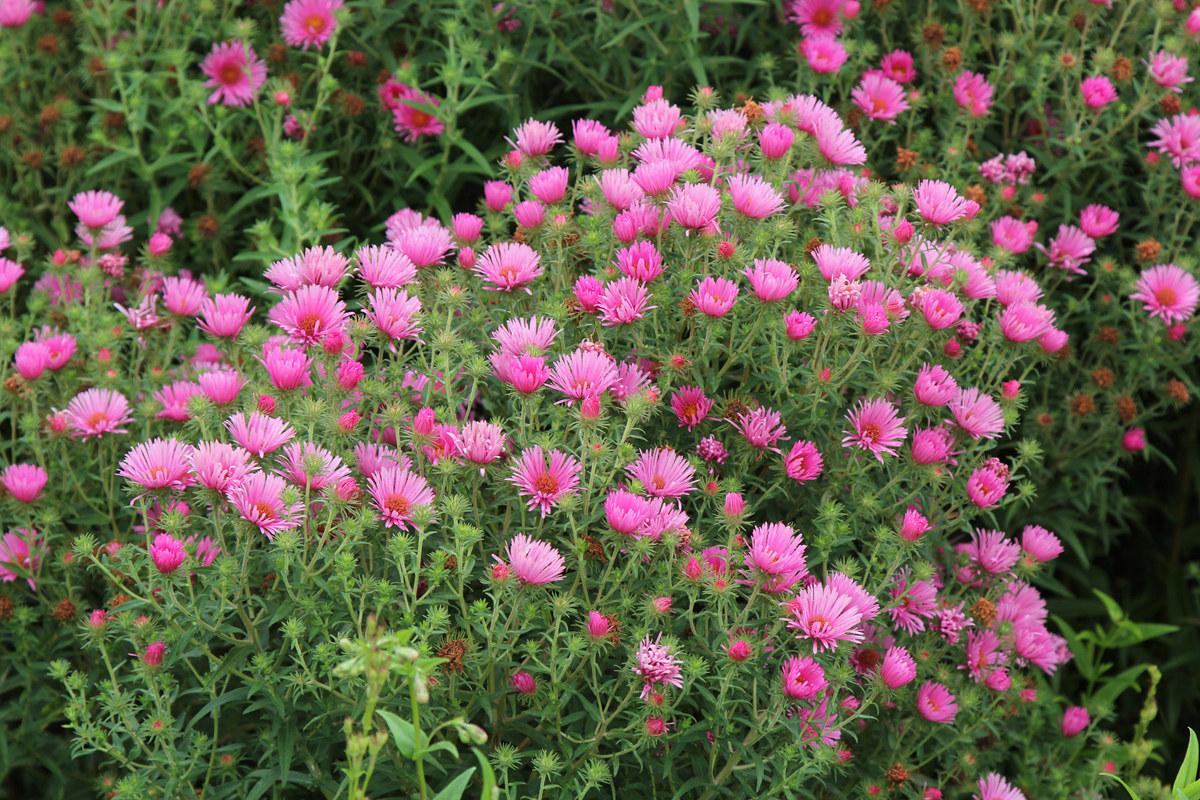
1167,379 -> 1190,405
437,638 -> 468,673
268,43 -> 287,63
965,184 -> 986,205
922,23 -> 945,48
37,34 -> 59,55
1116,396 -> 1137,423
971,597 -> 997,627
1091,368 -> 1115,388
886,764 -> 910,784
1098,326 -> 1120,344
1136,239 -> 1161,262
897,147 -> 918,170
60,145 -> 85,169
0,596 -> 13,620
53,598 -> 77,623
1110,57 -> 1132,82
1071,394 -> 1095,416
942,46 -> 962,71
197,215 -> 219,239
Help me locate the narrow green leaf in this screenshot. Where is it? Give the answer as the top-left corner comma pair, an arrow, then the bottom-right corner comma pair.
431,767 -> 476,800
1100,773 -> 1140,800
1176,729 -> 1199,795
377,709 -> 416,759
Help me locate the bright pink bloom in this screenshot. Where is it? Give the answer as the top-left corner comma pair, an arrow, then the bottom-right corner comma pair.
998,301 -> 1055,343
628,448 -> 696,498
967,463 -> 1009,508
0,528 -> 42,589
503,533 -> 565,585
605,490 -> 652,535
917,681 -> 957,723
14,342 -> 50,380
782,655 -> 828,699
598,277 -> 654,326
279,0 -> 341,49
227,472 -> 302,538
225,411 -> 295,457
65,388 -> 133,440
785,310 -> 817,340
548,348 -> 618,404
900,507 -> 931,542
1080,76 -> 1117,109
198,293 -> 254,339
953,71 -> 994,116
355,245 -> 417,289
150,533 -> 187,574
1146,50 -> 1192,93
1123,428 -> 1147,452
783,582 -> 865,652
364,287 -> 423,341
800,35 -> 847,73
459,421 -> 506,471
632,634 -> 683,699
268,285 -> 348,346
732,406 -> 788,453
814,245 -> 871,282
0,0 -> 35,27
278,441 -> 350,491
615,241 -> 664,283
189,441 -> 253,492
152,381 -> 202,422
386,224 -> 454,269
475,242 -> 543,292
118,438 -> 194,498
842,397 -> 907,461
950,388 -> 1005,439
162,276 -> 208,316
510,671 -> 537,695
968,529 -> 1021,574
911,426 -> 955,465
631,99 -> 683,139
69,190 -> 123,229
990,217 -> 1038,254
727,174 -> 785,218
779,439 -> 822,483
852,73 -> 909,123
367,465 -> 435,529
200,41 -> 267,106
510,118 -> 563,156
671,386 -> 713,430
880,646 -> 916,688
484,181 -> 513,211
573,119 -> 610,154
0,258 -> 24,293
667,183 -> 721,230
759,122 -> 795,158
993,270 -> 1043,306
527,166 -> 569,204
512,200 -> 545,228
725,639 -> 752,661
1131,263 -> 1199,324
744,258 -> 798,302
259,345 -> 312,391
1021,525 -> 1063,562
509,446 -> 581,517
914,363 -> 958,406
1062,706 -> 1090,737
787,0 -> 845,35
1149,113 -> 1200,167
198,370 -> 247,406
916,289 -> 964,330
913,180 -> 970,224
1,464 -> 47,503
491,315 -> 559,358
973,773 -> 1022,800
743,522 -> 808,593
1039,224 -> 1095,276
1079,204 -> 1119,237
887,573 -> 938,634
598,169 -> 646,211
390,85 -> 444,142
688,276 -> 741,317
881,50 -> 916,82
813,115 -> 866,164
587,611 -> 610,639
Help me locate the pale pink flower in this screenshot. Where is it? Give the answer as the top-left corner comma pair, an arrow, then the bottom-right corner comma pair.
688,276 -> 739,317
198,293 -> 254,339
163,276 -> 209,316
278,441 -> 350,491
503,533 -> 566,584
743,258 -> 797,302
510,119 -> 563,156
189,441 -> 254,492
475,242 -> 543,292
548,348 -> 618,404
1,464 -> 47,503
666,183 -> 721,230
800,35 -> 847,73
813,115 -> 866,164
459,421 -> 506,471
364,287 -> 423,341
1149,113 -> 1200,167
69,190 -> 123,229
950,388 -> 1005,439
631,99 -> 683,139
782,582 -> 865,652
632,634 -> 683,699
813,245 -> 870,282
368,465 -> 435,529
913,180 -> 970,224
1146,50 -> 1192,93
65,388 -> 133,439
225,411 -> 296,457
598,277 -> 654,326
198,370 -> 247,405
852,73 -> 909,123
200,41 -> 268,106
118,438 -> 194,499
993,269 -> 1043,306
973,773 -> 1022,800
726,173 -> 785,218
743,522 -> 808,593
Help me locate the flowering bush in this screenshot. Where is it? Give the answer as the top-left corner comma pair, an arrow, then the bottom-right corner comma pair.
3,0 -> 1200,798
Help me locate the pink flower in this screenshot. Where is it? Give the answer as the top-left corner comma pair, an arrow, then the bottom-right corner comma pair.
598,277 -> 654,326
632,634 -> 683,699
916,681 -> 957,723
627,448 -> 696,498
644,716 -> 672,737
631,99 -> 683,139
0,528 -> 42,589
990,217 -> 1038,254
503,533 -> 565,585
743,522 -> 808,593
364,287 -> 423,341
510,671 -> 537,695
189,442 -> 253,492
0,257 -> 24,293
881,50 -> 916,82
150,533 -> 187,574
613,241 -> 663,283
667,183 -> 721,230
587,611 -> 610,639
953,71 -> 994,116
966,463 -> 1009,508
852,73 -> 909,123
787,0 -> 845,36
0,0 -> 35,27
785,310 -> 817,339
198,293 -> 254,339
14,342 -> 50,380
887,572 -> 938,633
118,438 -> 194,499
900,507 -> 931,542
386,223 -> 454,269
743,258 -> 798,302
726,174 -> 785,218
911,426 -> 955,465
510,118 -> 563,156
841,397 -> 907,461
140,640 -> 168,668
200,41 -> 267,106
528,166 -> 569,204
914,363 -> 958,406
1079,204 -> 1118,238
880,646 -> 916,688
1131,263 -> 1199,324
227,472 -> 302,538
354,246 -> 417,290
1061,706 -> 1090,737
279,0 -> 342,49
459,421 -> 506,471
783,582 -> 865,652
916,289 -> 964,330
1122,428 -> 1147,452
69,190 -> 123,229
508,446 -> 581,517
573,119 -> 610,154
151,381 -> 201,422
759,122 -> 795,158
268,285 -> 349,346
475,242 -> 543,292
484,181 -> 513,211
998,301 -> 1055,343
671,386 -> 713,430
605,490 -> 652,535
725,638 -> 752,661
197,370 -> 247,406
1,463 -> 47,503
813,115 -> 866,164
968,529 -> 1021,574
391,85 -> 444,142
65,388 -> 133,440
814,244 -> 870,282
1039,224 -> 1095,276
732,406 -> 788,452
367,465 -> 435,529
548,348 -> 618,404
973,773 -> 1022,800
278,441 -> 350,491
993,270 -> 1043,306
512,200 -> 545,228
225,412 -> 295,457
259,345 -> 312,391
782,655 -> 828,699
913,180 -> 970,224
784,440 -> 823,483
1080,75 -> 1117,109
1149,113 -> 1200,168
800,35 -> 847,73
950,388 -> 1005,439
1146,50 -> 1192,93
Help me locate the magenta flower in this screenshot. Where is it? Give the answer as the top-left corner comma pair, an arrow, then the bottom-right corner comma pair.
278,441 -> 350,491
509,671 -> 537,695
913,363 -> 958,406
742,522 -> 808,594
812,244 -> 870,282
887,572 -> 938,635
266,247 -> 350,291
916,680 -> 958,723
459,421 -> 506,472
280,0 -> 342,49
726,173 -> 785,218
391,85 -> 444,142
967,463 -> 1010,508
998,301 -> 1055,343
354,245 -> 417,289
631,98 -> 683,139
508,446 -> 581,517
605,490 -> 652,536
491,317 -> 560,359
784,310 -> 817,340
671,386 -> 713,431
881,49 -> 916,83
367,465 -> 436,530
510,119 -> 563,156
598,277 -> 655,326
1061,706 -> 1090,737
973,773 -> 1022,800
364,287 -> 424,341
953,71 -> 994,116
0,528 -> 42,589
65,388 -> 133,440
198,370 -> 247,406
800,35 -> 847,73
916,288 -> 964,330
880,646 -> 916,688
743,258 -> 798,302
198,293 -> 254,339
162,276 -> 209,316
150,533 -> 187,574
913,179 -> 970,224
666,183 -> 721,230
787,0 -> 844,36
13,342 -> 50,380
153,381 -> 203,422
990,217 -> 1038,254
548,348 -> 618,404
782,582 -> 865,652
0,257 -> 24,293
502,533 -> 565,585
632,634 -> 684,700
268,285 -> 349,346
993,269 -> 1043,306
1146,50 -> 1193,93
225,412 -> 296,458
1,464 -> 47,503
259,345 -> 312,391
140,640 -> 168,668
200,41 -> 267,106
614,241 -> 664,282
1080,75 -> 1118,109
784,440 -> 823,483
1079,204 -> 1119,237
69,190 -> 123,229
758,122 -> 795,158
1021,524 -> 1063,562
627,448 -> 696,498
852,73 -> 909,123
813,115 -> 866,164
841,397 -> 907,461
118,438 -> 194,501
189,441 -> 254,493
781,655 -> 828,700
950,388 -> 1005,439
688,276 -> 740,317
1038,224 -> 1095,276
475,242 -> 543,292
732,406 -> 788,453
1131,263 -> 1200,324
967,529 -> 1021,575
386,223 -> 454,269
227,472 -> 302,538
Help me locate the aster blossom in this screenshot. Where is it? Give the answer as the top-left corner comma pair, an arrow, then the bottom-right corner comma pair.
200,41 -> 268,107
632,634 -> 684,700
500,533 -> 566,585
226,472 -> 302,538
781,656 -> 828,700
1130,263 -> 1199,324
1,464 -> 48,503
782,582 -> 865,652
117,438 -> 195,501
627,448 -> 696,498
508,446 -> 581,517
950,388 -> 1005,439
742,522 -> 808,593
279,0 -> 342,49
731,406 -> 788,453
475,242 -> 543,292
65,389 -> 134,440
841,397 -> 907,461
367,465 -> 436,530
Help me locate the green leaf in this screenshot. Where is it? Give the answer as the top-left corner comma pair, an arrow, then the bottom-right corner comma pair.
377,709 -> 416,759
1100,773 -> 1140,800
1089,664 -> 1146,709
1093,589 -> 1125,623
1177,729 -> 1199,795
431,767 -> 475,800
474,748 -> 498,800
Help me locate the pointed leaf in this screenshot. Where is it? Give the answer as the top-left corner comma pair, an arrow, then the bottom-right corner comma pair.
431,767 -> 475,800
377,709 -> 416,759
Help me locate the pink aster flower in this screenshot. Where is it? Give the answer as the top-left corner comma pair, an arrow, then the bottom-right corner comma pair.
279,0 -> 342,49
743,522 -> 808,593
785,309 -> 817,340
502,533 -> 566,585
14,342 -> 50,380
227,472 -> 302,538
990,217 -> 1038,254
151,381 -> 202,422
527,166 -> 569,204
974,773 -> 1022,800
1062,706 -> 1090,737
69,190 -> 123,229
631,98 -> 683,139
671,386 -> 713,430
744,258 -> 798,302
916,288 -> 964,330
225,411 -> 296,457
916,681 -> 957,723
782,655 -> 828,700
1080,75 -> 1117,109
1131,263 -> 1199,324
881,50 -> 916,83
65,388 -> 133,440
913,363 -> 958,406
198,370 -> 247,406
967,463 -> 1010,508
783,582 -> 865,652
632,634 -> 684,699
993,270 -> 1043,307
813,245 -> 870,282
598,170 -> 646,211
367,465 -> 436,530
759,122 -> 795,158
1022,524 -> 1063,563
200,41 -> 267,107
278,441 -> 350,492
688,276 -> 740,317
259,344 -> 312,391
475,241 -> 543,292
1150,113 -> 1200,167
605,490 -> 652,536
391,85 -> 444,142
491,315 -> 559,358
786,0 -> 845,36
732,406 -> 788,453
950,388 -> 1005,439
852,73 -> 909,123
150,533 -> 187,574
887,572 -> 938,634
880,646 -> 916,688
1038,224 -> 1095,276
953,71 -> 994,116
666,182 -> 722,231
598,277 -> 655,326
508,446 -> 581,517
364,287 -> 423,341
911,425 -> 955,464
627,448 -> 696,499
726,173 -> 785,218
614,241 -> 664,283
1,464 -> 47,503
0,0 -> 35,27
509,119 -> 563,157
0,528 -> 43,589
118,438 -> 194,501
458,421 -> 506,472
198,293 -> 254,339
268,285 -> 349,346
162,276 -> 208,316
841,397 -> 907,461
967,529 -> 1021,575
1146,50 -> 1193,93
0,257 -> 24,293
913,180 -> 970,224
547,348 -> 617,404
385,221 -> 454,269
1079,204 -> 1119,238
189,441 -> 254,492
800,35 -> 847,73
784,440 -> 823,482
265,247 -> 350,292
